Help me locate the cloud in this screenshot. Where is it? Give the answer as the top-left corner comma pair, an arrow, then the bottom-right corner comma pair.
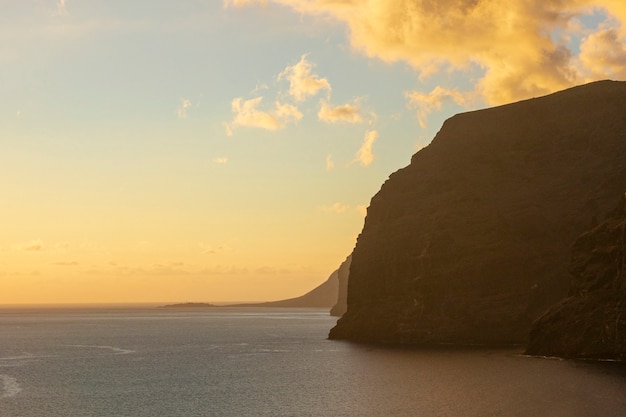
231,1 -> 626,105
354,130 -> 378,167
318,99 -> 364,123
177,98 -> 192,119
255,266 -> 294,274
579,27 -> 626,78
325,154 -> 334,171
212,157 -> 229,164
225,96 -> 302,135
54,0 -> 68,16
53,261 -> 79,266
320,203 -> 369,216
200,244 -> 233,255
278,54 -> 331,102
224,0 -> 266,6
320,203 -> 351,214
13,240 -> 45,252
405,86 -> 468,128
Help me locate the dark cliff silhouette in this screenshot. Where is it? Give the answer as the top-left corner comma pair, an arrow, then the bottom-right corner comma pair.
526,194 -> 626,360
230,258 -> 348,309
330,255 -> 352,317
329,80 -> 626,345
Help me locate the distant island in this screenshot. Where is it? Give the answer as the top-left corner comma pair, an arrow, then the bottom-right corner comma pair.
159,302 -> 217,308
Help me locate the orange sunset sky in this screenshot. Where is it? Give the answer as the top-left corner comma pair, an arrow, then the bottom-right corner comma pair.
2,0 -> 626,304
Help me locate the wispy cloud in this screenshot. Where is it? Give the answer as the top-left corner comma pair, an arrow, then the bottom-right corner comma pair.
177,98 -> 192,119
200,243 -> 233,255
278,54 -> 331,102
53,261 -> 79,266
54,0 -> 68,16
13,240 -> 45,252
405,87 -> 468,128
224,0 -> 266,6
325,154 -> 334,171
318,99 -> 364,124
354,130 -> 378,167
212,157 -> 229,164
320,203 -> 351,214
319,203 -> 368,216
225,96 -> 302,135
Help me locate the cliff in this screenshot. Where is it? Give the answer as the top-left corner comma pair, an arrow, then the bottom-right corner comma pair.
329,80 -> 626,345
330,255 -> 352,317
526,195 -> 626,360
230,263 -> 341,308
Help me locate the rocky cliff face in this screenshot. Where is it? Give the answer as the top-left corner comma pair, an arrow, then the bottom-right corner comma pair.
232,267 -> 340,309
330,255 -> 352,317
329,80 -> 626,345
526,195 -> 626,360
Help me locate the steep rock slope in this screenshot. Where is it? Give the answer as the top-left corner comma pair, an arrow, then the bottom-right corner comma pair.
231,264 -> 340,308
526,195 -> 626,360
329,80 -> 626,344
330,255 -> 352,317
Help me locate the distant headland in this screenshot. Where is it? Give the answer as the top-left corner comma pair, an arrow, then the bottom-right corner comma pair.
158,302 -> 217,308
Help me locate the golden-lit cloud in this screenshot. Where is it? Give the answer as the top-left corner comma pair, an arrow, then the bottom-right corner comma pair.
224,0 -> 267,6
229,0 -> 626,105
13,240 -> 45,252
53,261 -> 79,266
320,202 -> 369,216
405,86 -> 468,128
325,154 -> 334,171
212,157 -> 229,164
318,99 -> 364,123
278,54 -> 331,102
225,96 -> 302,135
177,98 -> 192,119
579,27 -> 626,78
320,202 -> 351,214
354,130 -> 377,167
200,243 -> 233,255
54,0 -> 68,16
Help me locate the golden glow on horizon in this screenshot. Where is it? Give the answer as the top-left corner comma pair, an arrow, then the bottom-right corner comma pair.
2,0 -> 626,304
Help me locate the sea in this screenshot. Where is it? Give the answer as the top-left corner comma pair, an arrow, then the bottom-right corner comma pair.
1,306 -> 625,417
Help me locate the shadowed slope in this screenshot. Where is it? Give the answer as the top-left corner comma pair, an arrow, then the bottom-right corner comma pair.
330,80 -> 626,344
526,195 -> 626,360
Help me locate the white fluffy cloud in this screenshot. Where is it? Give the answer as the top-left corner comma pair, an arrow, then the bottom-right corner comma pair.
278,54 -> 331,102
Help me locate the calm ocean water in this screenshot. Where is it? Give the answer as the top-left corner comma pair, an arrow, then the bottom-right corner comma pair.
0,306 -> 625,417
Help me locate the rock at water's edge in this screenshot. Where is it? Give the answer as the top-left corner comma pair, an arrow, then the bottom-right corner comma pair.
526,195 -> 626,360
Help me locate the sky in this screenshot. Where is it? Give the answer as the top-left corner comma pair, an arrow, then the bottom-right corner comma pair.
2,0 -> 626,305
